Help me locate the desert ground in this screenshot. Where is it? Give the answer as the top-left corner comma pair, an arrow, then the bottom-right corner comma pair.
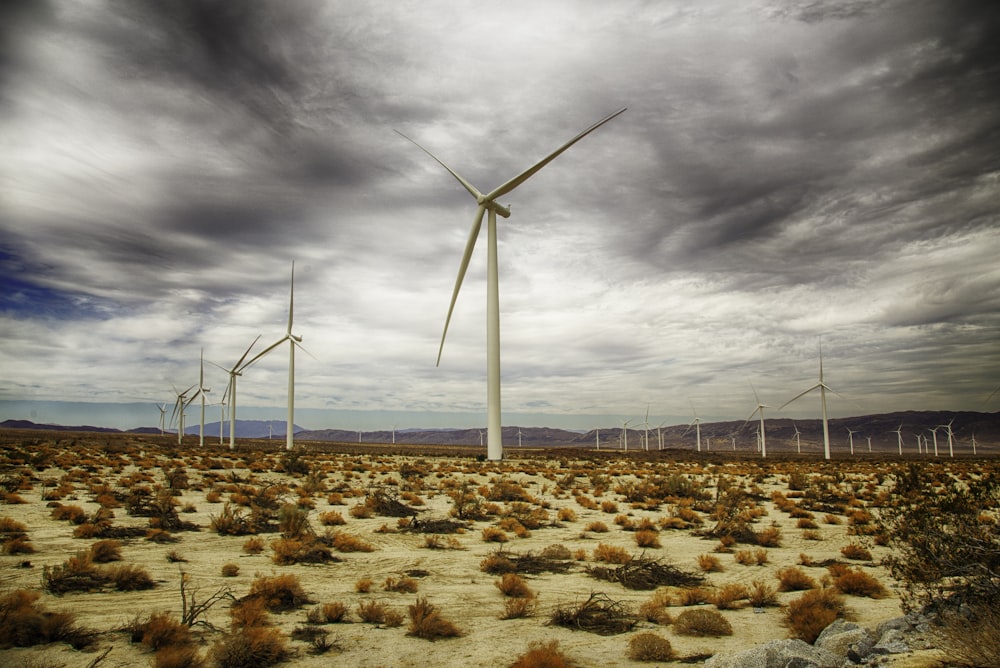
1,430 -> 995,667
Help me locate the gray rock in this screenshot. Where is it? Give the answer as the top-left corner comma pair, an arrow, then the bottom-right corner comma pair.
874,615 -> 914,637
871,629 -> 910,655
815,619 -> 876,660
703,639 -> 842,668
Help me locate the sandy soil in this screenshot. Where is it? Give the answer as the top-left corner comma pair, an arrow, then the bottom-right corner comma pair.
0,438 -> 972,667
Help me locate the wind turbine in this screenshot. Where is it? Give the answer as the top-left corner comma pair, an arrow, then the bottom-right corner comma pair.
397,107 -> 627,461
642,405 -> 650,451
780,344 -> 840,460
620,418 -> 632,452
929,427 -> 940,457
245,263 -> 305,451
939,419 -> 955,458
892,424 -> 904,456
156,404 -> 166,436
517,429 -> 523,448
684,403 -> 703,452
791,421 -> 801,454
170,384 -> 195,445
193,349 -> 211,448
971,432 -> 977,455
846,427 -> 856,455
746,384 -> 770,458
214,336 -> 261,450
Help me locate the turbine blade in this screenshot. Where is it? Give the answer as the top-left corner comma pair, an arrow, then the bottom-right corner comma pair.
244,337 -> 288,369
234,335 -> 263,370
288,262 -> 295,335
437,203 -> 487,366
778,384 -> 820,411
486,107 -> 627,201
394,130 -> 485,201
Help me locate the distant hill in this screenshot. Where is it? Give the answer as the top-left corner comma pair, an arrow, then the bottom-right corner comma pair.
3,410 -> 998,452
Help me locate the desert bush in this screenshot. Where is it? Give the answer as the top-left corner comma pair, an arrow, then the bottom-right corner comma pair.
549,592 -> 637,635
797,517 -> 819,529
318,510 -> 345,526
777,566 -> 817,591
51,504 -> 88,524
134,612 -> 191,651
929,604 -> 1000,668
712,583 -> 748,610
508,640 -> 576,668
637,589 -> 672,624
355,577 -> 374,593
480,551 -> 516,574
107,563 -> 155,591
585,520 -> 609,533
600,500 -> 618,513
676,587 -> 711,606
331,531 -> 374,553
356,599 -> 402,627
407,597 -> 463,640
592,543 -> 631,564
833,568 -> 887,598
154,645 -> 204,668
499,596 -> 538,620
557,507 -> 577,522
627,632 -> 674,661
697,554 -> 723,572
784,588 -> 846,643
802,529 -> 823,541
384,576 -> 419,594
210,503 -> 254,536
824,513 -> 842,525
495,573 -> 533,598
746,580 -> 780,607
307,602 -> 348,624
210,626 -> 289,668
753,526 -> 782,547
673,608 -> 733,636
634,529 -> 661,548
88,539 -> 122,563
277,503 -> 312,539
229,598 -> 271,629
734,549 -> 767,566
0,589 -> 94,649
270,537 -> 336,565
221,563 -> 240,577
840,542 -> 873,561
246,574 -> 310,612
541,544 -> 572,560
242,536 -> 265,554
2,535 -> 33,554
482,527 -> 509,543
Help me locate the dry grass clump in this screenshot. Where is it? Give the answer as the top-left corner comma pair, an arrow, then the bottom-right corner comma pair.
831,567 -> 887,598
584,520 -> 609,533
89,539 -> 123,563
242,536 -> 265,554
318,510 -> 346,526
383,576 -> 419,594
556,507 -> 577,522
307,602 -> 349,624
627,632 -> 675,662
712,583 -> 749,610
840,542 -> 873,561
673,608 -> 733,637
784,588 -> 847,643
589,555 -> 705,591
777,566 -> 817,591
549,592 -> 637,635
697,554 -> 724,572
330,531 -> 375,553
51,503 -> 88,524
676,586 -> 712,606
746,580 -> 780,607
107,563 -> 156,591
508,640 -> 577,668
495,573 -> 534,598
355,577 -> 374,593
592,543 -> 631,564
499,596 -> 538,620
270,537 -> 338,565
482,526 -> 509,543
128,611 -> 191,651
406,597 -> 463,640
930,605 -> 1000,668
210,626 -> 289,668
634,529 -> 661,548
734,548 -> 768,565
637,589 -> 672,624
0,589 -> 94,649
245,574 -> 310,612
221,563 -> 240,577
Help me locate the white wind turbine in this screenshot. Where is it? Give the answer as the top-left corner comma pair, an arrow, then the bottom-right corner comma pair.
971,432 -> 977,455
746,384 -> 770,458
791,421 -> 802,454
156,403 -> 166,436
892,424 -> 904,456
939,419 -> 955,458
192,349 -> 211,448
642,405 -> 651,451
214,336 -> 261,451
397,107 -> 627,461
929,427 -> 940,457
620,418 -> 632,452
846,427 -> 856,455
246,263 -> 305,451
780,345 -> 840,460
170,384 -> 195,445
684,403 -> 703,452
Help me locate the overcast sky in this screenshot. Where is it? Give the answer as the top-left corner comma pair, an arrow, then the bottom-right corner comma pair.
2,0 -> 998,431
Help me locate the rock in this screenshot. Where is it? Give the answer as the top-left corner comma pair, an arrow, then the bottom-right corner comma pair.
871,628 -> 910,655
703,639 -> 842,668
815,619 -> 876,661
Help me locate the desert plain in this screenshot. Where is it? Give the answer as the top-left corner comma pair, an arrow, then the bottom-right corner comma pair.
1,429 -> 996,667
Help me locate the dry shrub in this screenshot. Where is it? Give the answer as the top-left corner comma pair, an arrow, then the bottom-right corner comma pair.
754,526 -> 782,547
746,580 -> 780,607
930,605 -> 1000,668
480,552 -> 516,574
833,568 -> 887,598
355,578 -> 374,593
407,597 -> 463,640
824,513 -> 842,525
246,574 -> 310,612
482,527 -> 509,543
635,529 -> 661,548
137,612 -> 191,651
0,589 -> 93,649
713,534 -> 736,553
673,608 -> 733,637
348,503 -> 374,519
777,566 -> 816,591
676,587 -> 711,606
210,625 -> 289,668
593,543 -> 631,564
803,529 -> 823,541
549,592 -> 637,635
270,537 -> 337,565
697,554 -> 723,572
318,510 -> 345,526
713,583 -> 748,610
2,535 -> 33,555
840,542 -> 873,561
638,589 -> 672,624
221,563 -> 240,577
229,597 -> 271,629
627,632 -> 674,662
357,600 -> 390,626
600,500 -> 618,513
89,539 -> 122,563
51,504 -> 88,524
242,536 -> 265,554
495,573 -> 533,598
500,596 -> 538,620
331,531 -> 374,553
384,576 -> 419,594
154,645 -> 204,668
585,520 -> 609,533
307,602 -> 348,624
557,507 -> 577,522
540,544 -> 572,560
784,588 -> 846,643
508,640 -> 576,668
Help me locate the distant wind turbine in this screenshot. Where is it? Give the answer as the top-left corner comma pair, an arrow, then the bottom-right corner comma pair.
791,421 -> 801,454
846,427 -> 856,455
246,263 -> 305,451
397,107 -> 627,461
214,336 -> 261,450
156,403 -> 166,436
971,432 -> 977,455
170,384 -> 195,445
642,405 -> 650,451
684,402 -> 703,452
939,419 -> 955,458
892,424 -> 904,456
193,349 -> 211,447
929,427 -> 940,457
780,344 -> 841,460
620,418 -> 632,452
517,429 -> 523,448
746,384 -> 770,458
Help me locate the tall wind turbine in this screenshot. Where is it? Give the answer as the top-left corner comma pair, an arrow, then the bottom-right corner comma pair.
170,384 -> 195,445
780,345 -> 840,460
156,404 -> 166,436
684,403 -> 703,452
246,263 -> 304,451
791,421 -> 801,454
846,427 -> 856,456
929,427 -> 940,457
193,349 -> 211,447
397,107 -> 627,461
215,336 -> 261,450
746,384 -> 770,458
939,419 -> 955,458
620,418 -> 632,452
892,424 -> 903,456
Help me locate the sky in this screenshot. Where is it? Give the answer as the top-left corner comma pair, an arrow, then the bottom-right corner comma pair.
1,0 -> 999,432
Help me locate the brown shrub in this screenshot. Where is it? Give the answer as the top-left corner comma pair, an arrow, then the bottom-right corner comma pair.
754,527 -> 782,547
0,589 -> 94,649
138,612 -> 191,651
331,531 -> 374,553
834,569 -> 887,598
840,543 -> 873,561
676,587 -> 712,606
499,596 -> 538,620
229,598 -> 270,629
107,563 -> 155,591
784,588 -> 846,643
585,521 -> 610,533
557,507 -> 577,522
51,504 -> 88,524
673,608 -> 733,637
635,529 -> 661,548
495,573 -> 534,598
318,511 -> 345,526
637,589 -> 672,624
697,554 -> 724,572
508,640 -> 577,668
154,645 -> 204,668
407,597 -> 463,640
210,626 -> 289,668
355,577 -> 374,593
246,574 -> 310,612
307,602 -> 348,624
88,539 -> 123,563
482,527 -> 509,543
712,583 -> 748,610
777,566 -> 817,591
593,543 -> 631,564
221,563 -> 240,577
242,536 -> 265,554
357,599 -> 391,626
384,576 -> 419,594
627,632 -> 674,661
746,580 -> 780,607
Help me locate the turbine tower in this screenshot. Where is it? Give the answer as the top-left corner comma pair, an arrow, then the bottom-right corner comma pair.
156,403 -> 166,436
194,349 -> 210,447
684,403 -> 703,452
620,418 -> 632,452
746,384 -> 771,458
215,336 -> 261,450
397,107 -> 627,461
939,419 -> 955,458
246,263 -> 305,451
892,424 -> 903,456
791,421 -> 801,454
846,427 -> 856,455
780,344 -> 840,460
170,384 -> 195,445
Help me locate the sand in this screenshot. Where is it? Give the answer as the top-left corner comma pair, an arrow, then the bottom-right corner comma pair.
0,436 -> 966,667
